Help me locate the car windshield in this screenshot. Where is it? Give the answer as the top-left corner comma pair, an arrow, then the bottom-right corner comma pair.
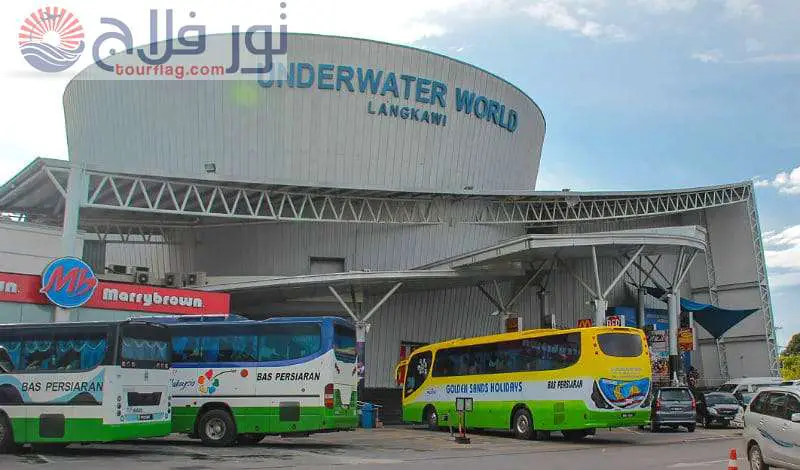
660,389 -> 692,401
706,394 -> 738,405
718,384 -> 737,393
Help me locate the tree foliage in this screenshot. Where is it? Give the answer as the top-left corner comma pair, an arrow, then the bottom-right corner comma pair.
781,354 -> 800,380
786,333 -> 800,356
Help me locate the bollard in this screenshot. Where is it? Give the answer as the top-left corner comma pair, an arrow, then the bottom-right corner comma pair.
727,448 -> 737,470
454,410 -> 470,444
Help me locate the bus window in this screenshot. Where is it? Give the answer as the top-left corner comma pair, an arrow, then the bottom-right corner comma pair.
0,338 -> 22,370
259,324 -> 322,361
201,335 -> 258,362
597,333 -> 643,357
22,336 -> 55,371
55,335 -> 108,370
404,351 -> 432,397
334,325 -> 357,363
120,324 -> 170,369
172,336 -> 203,363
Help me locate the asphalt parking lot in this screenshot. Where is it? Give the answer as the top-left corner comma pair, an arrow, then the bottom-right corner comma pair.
5,425 -> 746,470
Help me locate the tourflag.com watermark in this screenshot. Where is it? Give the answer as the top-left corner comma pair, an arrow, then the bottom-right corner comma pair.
19,7 -> 85,73
16,4 -> 289,81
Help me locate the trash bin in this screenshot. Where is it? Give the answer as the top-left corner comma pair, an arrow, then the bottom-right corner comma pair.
360,402 -> 375,429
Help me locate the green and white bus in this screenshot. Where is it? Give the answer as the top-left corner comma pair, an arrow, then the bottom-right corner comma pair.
156,315 -> 359,446
0,320 -> 172,452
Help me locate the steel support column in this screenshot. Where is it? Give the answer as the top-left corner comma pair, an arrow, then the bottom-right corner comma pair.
328,283 -> 403,391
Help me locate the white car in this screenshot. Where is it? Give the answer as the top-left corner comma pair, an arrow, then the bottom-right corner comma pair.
744,386 -> 800,470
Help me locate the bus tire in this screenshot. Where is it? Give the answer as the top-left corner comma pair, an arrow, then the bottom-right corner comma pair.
512,408 -> 533,440
0,413 -> 16,454
237,433 -> 267,445
424,406 -> 439,431
198,409 -> 237,447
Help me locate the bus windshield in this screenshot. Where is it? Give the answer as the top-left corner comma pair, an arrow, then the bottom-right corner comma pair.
119,323 -> 170,369
597,332 -> 643,357
334,324 -> 357,363
405,351 -> 431,397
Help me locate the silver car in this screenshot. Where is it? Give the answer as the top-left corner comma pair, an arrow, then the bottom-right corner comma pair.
744,386 -> 800,470
649,387 -> 696,432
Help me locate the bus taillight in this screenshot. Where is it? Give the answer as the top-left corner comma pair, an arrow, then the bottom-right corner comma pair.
324,383 -> 335,409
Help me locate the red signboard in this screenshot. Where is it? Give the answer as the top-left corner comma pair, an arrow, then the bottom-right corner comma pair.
0,271 -> 230,315
577,318 -> 593,328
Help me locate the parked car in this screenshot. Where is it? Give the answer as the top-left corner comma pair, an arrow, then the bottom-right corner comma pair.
649,387 -> 696,432
719,377 -> 783,405
744,386 -> 800,470
696,392 -> 741,428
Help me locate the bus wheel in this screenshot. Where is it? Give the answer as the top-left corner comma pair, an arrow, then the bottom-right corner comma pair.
425,406 -> 439,431
198,409 -> 237,447
237,433 -> 267,445
0,413 -> 16,454
512,408 -> 533,440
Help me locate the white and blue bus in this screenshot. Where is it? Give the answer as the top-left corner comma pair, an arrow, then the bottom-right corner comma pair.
153,315 -> 359,446
0,320 -> 172,452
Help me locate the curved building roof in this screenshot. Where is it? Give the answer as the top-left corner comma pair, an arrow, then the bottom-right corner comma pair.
63,33 -> 546,194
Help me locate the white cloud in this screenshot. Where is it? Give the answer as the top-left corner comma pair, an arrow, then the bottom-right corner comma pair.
724,0 -> 763,18
764,224 -> 800,288
740,53 -> 800,63
522,0 -> 631,41
754,167 -> 800,194
630,0 -> 697,13
745,37 -> 764,52
691,49 -> 724,63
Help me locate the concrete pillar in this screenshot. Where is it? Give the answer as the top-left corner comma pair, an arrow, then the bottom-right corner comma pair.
538,289 -> 551,328
667,292 -> 680,383
593,298 -> 608,327
356,321 -> 369,394
637,287 -> 646,329
54,164 -> 85,323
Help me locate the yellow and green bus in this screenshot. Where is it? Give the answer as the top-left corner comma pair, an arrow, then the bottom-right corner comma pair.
396,326 -> 652,440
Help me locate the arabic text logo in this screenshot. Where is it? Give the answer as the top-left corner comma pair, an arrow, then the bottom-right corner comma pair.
19,6 -> 85,73
40,257 -> 98,309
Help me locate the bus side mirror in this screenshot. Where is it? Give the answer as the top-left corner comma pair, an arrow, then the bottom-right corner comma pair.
0,346 -> 13,374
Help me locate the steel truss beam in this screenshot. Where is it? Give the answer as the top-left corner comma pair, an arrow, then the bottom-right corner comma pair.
476,185 -> 751,223
746,193 -> 780,376
83,173 -> 444,224
82,223 -> 180,245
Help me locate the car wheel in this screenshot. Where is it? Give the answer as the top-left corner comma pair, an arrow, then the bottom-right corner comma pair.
686,424 -> 695,433
198,409 -> 238,447
512,408 -> 534,440
749,443 -> 769,470
0,414 -> 17,454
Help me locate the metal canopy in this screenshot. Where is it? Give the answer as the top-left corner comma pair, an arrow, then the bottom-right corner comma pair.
0,158 -> 754,239
415,226 -> 707,271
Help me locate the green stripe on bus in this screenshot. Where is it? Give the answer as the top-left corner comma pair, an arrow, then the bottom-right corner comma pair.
171,406 -> 358,434
403,401 -> 649,431
10,418 -> 171,444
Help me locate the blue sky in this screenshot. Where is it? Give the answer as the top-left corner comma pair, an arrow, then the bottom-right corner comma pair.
0,0 -> 798,345
411,0 -> 799,347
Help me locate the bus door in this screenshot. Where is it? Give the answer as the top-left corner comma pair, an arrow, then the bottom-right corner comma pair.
332,324 -> 358,410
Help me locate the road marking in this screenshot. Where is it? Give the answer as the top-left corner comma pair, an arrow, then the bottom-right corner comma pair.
34,454 -> 52,464
669,459 -> 739,468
